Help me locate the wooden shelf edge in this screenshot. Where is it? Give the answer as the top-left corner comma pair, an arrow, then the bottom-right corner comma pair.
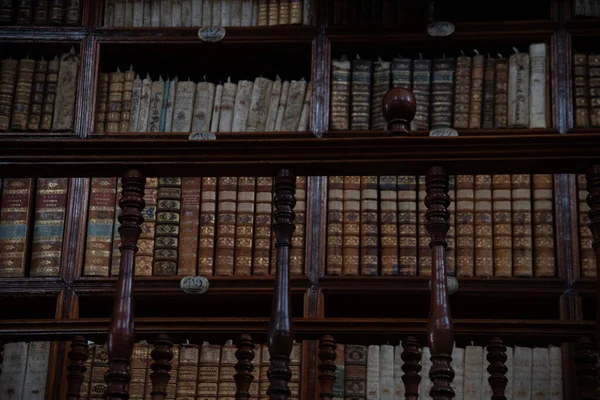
565,18 -> 600,35
0,277 -> 67,295
326,128 -> 558,138
0,26 -> 86,40
94,131 -> 317,140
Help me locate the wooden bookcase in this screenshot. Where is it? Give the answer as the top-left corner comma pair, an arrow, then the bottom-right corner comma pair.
1,0 -> 600,399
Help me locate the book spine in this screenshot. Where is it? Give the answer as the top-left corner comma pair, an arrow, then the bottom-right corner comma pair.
106,69 -> 124,132
114,0 -> 126,25
494,59 -> 508,128
278,0 -> 289,24
529,43 -> 547,128
532,347 -> 550,400
290,176 -> 306,276
342,176 -> 361,275
492,174 -> 512,276
128,75 -> 142,132
201,0 -> 211,24
398,175 -> 417,276
153,177 -> 182,276
380,344 -> 394,400
129,342 -> 149,400
192,81 -> 216,132
24,341 -> 52,400
512,174 -> 533,277
453,55 -> 472,129
431,58 -> 456,129
447,175 -> 456,276
508,52 -> 530,128
379,176 -> 398,275
367,345 -> 381,400
49,0 -> 65,24
513,347 -> 533,400
216,177 -> 237,276
10,58 -> 35,131
0,179 -> 33,277
177,344 -> 200,399
281,79 -> 306,131
105,0 -> 115,26
16,0 -> 33,23
232,80 -> 254,132
28,60 -> 47,131
451,347 -> 465,400
533,174 -> 555,277
234,177 -> 255,276
142,0 -> 152,26
265,77 -> 281,131
148,77 -> 166,132
136,74 -> 152,132
482,57 -> 496,129
80,344 -> 95,399
371,60 -> 391,131
198,177 -> 217,275
578,174 -> 596,277
258,0 -> 268,25
198,343 -> 221,400
136,177 -> 158,277
90,344 -> 109,398
110,178 -> 122,276
391,58 -> 412,90
0,58 -> 18,131
218,342 -> 238,400
574,53 -> 590,128
469,54 -> 484,128
83,178 -> 117,277
253,177 -> 273,276
218,81 -> 237,132
133,0 -> 144,26
456,175 -> 475,277
345,345 -> 367,399
119,68 -> 135,132
159,0 -> 171,26
327,176 -> 344,275
0,0 -> 13,23
351,58 -> 372,130
229,0 -> 241,26
95,73 -> 109,133
297,81 -> 311,131
289,0 -> 301,24
589,54 -> 600,127
29,178 -> 69,277
417,175 -> 430,277
330,59 -> 351,131
360,176 -> 378,275
412,59 -> 431,131
178,177 -> 201,276
548,346 -> 563,400
191,0 -> 203,25
463,346 -> 483,400
0,342 -> 29,400
267,0 -> 278,25
52,49 -> 79,131
241,0 -> 253,26
474,175 -> 493,277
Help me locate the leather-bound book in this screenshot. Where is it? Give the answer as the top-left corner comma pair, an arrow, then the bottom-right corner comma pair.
453,54 -> 472,129
379,176 -> 398,275
290,0 -> 301,24
177,344 -> 200,400
343,176 -> 361,275
577,174 -> 596,277
178,177 -> 201,276
360,176 -> 378,275
511,174 -> 533,277
65,0 -> 81,24
371,59 -> 391,131
398,175 -> 417,276
447,175 -> 456,275
494,58 -> 508,128
40,56 -> 58,130
331,56 -> 351,130
412,58 -> 431,131
482,57 -> 496,129
106,68 -> 124,132
129,342 -> 149,400
268,0 -> 278,25
198,177 -> 217,276
89,345 -> 109,399
532,174 -> 555,277
367,345 -> 380,400
351,56 -> 372,130
589,54 -> 600,127
110,179 -> 122,276
508,51 -> 530,128
278,0 -> 289,24
0,58 -> 18,131
258,0 -> 268,26
83,178 -> 117,277
253,177 -> 272,276
198,342 -> 221,400
28,59 -> 47,131
0,179 -> 33,277
289,341 -> 303,400
154,177 -> 182,276
234,177 -> 255,276
417,175 -> 431,276
94,72 -> 109,132
0,0 -> 14,23
119,65 -> 135,132
136,177 -> 158,277
345,345 -> 367,399
49,0 -> 65,24
431,57 -> 456,129
216,177 -> 237,276
10,58 -> 35,131
469,53 -> 484,128
456,175 -> 474,277
391,57 -> 412,90
574,53 -> 590,128
16,0 -> 33,24
52,47 -> 79,131
327,176 -> 344,275
529,43 -> 547,128
218,341 -> 237,400
291,176 -> 306,276
474,175 -> 493,277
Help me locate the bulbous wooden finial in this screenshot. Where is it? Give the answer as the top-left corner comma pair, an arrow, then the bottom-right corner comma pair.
486,338 -> 508,400
317,335 -> 337,400
575,337 -> 598,400
150,334 -> 174,400
401,336 -> 422,400
67,336 -> 89,400
382,87 -> 417,135
234,334 -> 256,400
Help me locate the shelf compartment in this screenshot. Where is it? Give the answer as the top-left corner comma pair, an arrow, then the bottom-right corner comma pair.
0,294 -> 61,319
0,277 -> 66,295
325,128 -> 559,138
0,26 -> 86,40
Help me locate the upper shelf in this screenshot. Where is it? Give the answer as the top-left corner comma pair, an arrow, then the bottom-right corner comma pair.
1,133 -> 599,177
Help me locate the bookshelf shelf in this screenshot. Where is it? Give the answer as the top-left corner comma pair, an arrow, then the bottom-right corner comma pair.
0,277 -> 66,294
0,26 -> 87,40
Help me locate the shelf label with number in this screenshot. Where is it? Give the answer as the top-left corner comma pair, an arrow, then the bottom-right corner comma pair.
429,127 -> 458,136
427,21 -> 455,37
198,27 -> 227,42
180,276 -> 210,294
189,131 -> 217,140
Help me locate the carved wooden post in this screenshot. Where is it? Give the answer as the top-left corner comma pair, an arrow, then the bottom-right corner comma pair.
105,169 -> 146,400
66,336 -> 89,400
584,165 -> 600,351
486,338 -> 508,400
267,169 -> 296,400
234,334 -> 256,400
317,335 -> 337,400
401,336 -> 422,400
575,337 -> 598,400
425,167 -> 455,400
150,334 -> 174,400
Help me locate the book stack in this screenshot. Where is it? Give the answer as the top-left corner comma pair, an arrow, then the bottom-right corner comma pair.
330,0 -> 409,26
573,52 -> 600,128
0,341 -> 51,400
0,0 -> 81,25
330,43 -> 550,132
96,68 -> 311,134
0,48 -> 80,133
83,176 -> 307,277
79,340 -> 303,400
326,174 -> 558,278
103,0 -> 311,27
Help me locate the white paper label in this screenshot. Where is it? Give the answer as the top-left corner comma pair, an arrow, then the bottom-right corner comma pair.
430,127 -> 459,136
180,276 -> 210,294
198,26 -> 226,42
189,131 -> 217,140
427,21 -> 455,37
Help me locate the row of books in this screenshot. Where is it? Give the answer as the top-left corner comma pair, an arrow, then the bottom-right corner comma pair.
0,0 -> 81,25
96,68 -> 311,133
572,52 -> 600,128
574,0 -> 600,16
333,342 -> 562,400
577,174 -> 596,278
330,0 -> 410,26
326,175 -> 559,278
0,49 -> 79,133
0,342 -> 51,400
79,340 -> 303,400
103,0 -> 310,27
330,44 -> 549,132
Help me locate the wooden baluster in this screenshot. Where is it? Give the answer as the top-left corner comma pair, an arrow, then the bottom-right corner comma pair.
150,334 -> 174,400
575,337 -> 598,400
105,169 -> 146,400
66,336 -> 89,400
584,165 -> 600,352
425,167 -> 455,400
317,335 -> 337,400
234,334 -> 256,400
267,169 -> 296,400
402,336 -> 422,400
486,338 -> 508,400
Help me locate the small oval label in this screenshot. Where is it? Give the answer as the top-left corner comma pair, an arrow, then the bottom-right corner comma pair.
180,276 -> 210,294
427,21 -> 455,37
198,26 -> 226,42
189,131 -> 217,140
429,128 -> 458,137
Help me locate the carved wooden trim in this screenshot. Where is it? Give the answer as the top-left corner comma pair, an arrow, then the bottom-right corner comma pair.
234,334 -> 256,400
575,337 -> 598,400
425,166 -> 455,400
150,334 -> 174,400
402,336 -> 422,400
486,337 -> 508,400
585,165 -> 600,351
317,335 -> 337,400
66,336 -> 89,400
105,169 -> 146,400
267,169 -> 296,400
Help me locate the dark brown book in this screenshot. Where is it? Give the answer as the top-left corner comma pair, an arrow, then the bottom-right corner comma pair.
453,55 -> 472,129
16,0 -> 33,24
494,58 -> 508,128
574,53 -> 590,128
345,345 -> 367,399
0,58 -> 18,131
252,177 -> 273,276
350,56 -> 372,130
65,0 -> 80,25
482,57 -> 496,129
511,174 -> 533,277
398,175 -> 417,276
215,177 -> 237,276
532,174 -> 555,277
290,176 -> 306,276
474,175 -> 493,277
0,0 -> 14,23
106,68 -> 124,133
342,176 -> 360,275
95,73 -> 109,133
34,0 -> 49,24
198,177 -> 217,276
469,54 -> 485,128
178,177 -> 201,276
49,0 -> 65,24
234,177 -> 256,276
360,176 -> 378,276
456,175 -> 475,277
379,176 -> 398,276
153,177 -> 182,276
28,59 -> 47,131
327,176 -> 344,275
40,56 -> 59,131
136,177 -> 158,277
431,57 -> 456,129
10,58 -> 35,131
391,57 -> 412,90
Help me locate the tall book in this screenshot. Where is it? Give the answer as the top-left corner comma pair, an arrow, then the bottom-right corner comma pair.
589,54 -> 600,127
360,176 -> 378,275
367,345 -> 380,400
234,177 -> 256,276
451,346 -> 465,400
298,81 -> 311,130
492,175 -> 512,277
177,344 -> 200,400
331,57 -> 351,130
456,175 -> 475,277
453,55 -> 472,129
345,345 -> 367,400
351,57 -> 372,130
39,57 -> 58,131
529,43 -> 547,128
0,342 -> 29,399
494,58 -> 508,128
10,58 -> 35,131
34,0 -> 50,23
574,53 -> 590,128
482,57 -> 496,129
463,346 -> 483,400
431,57 -> 456,129
419,347 -> 432,400
282,78 -> 307,131
106,68 -> 124,132
110,179 -> 123,276
129,342 -> 149,400
216,177 -> 238,276
178,177 -> 201,276
412,58 -> 432,131
578,174 -> 596,277
379,176 -> 398,276
447,176 -> 456,275
90,344 -> 109,399
469,53 -> 484,128
52,48 -> 79,131
474,175 -> 493,277
0,58 -> 18,131
533,174 -> 555,277
327,176 -> 344,275
532,347 -> 550,400
398,175 -> 417,276
265,76 -> 282,132
548,346 -> 563,400
136,177 -> 158,277
513,346 -> 533,400
371,59 -> 390,130
252,177 -> 272,276
28,59 -> 47,131
198,342 -> 221,400
147,76 -> 165,132
508,51 -> 530,128
129,74 -> 142,132
153,177 -> 182,276
333,344 -> 345,400
119,66 -> 135,132
267,0 -> 278,25
95,73 -> 109,132
291,176 -> 306,276
247,77 -> 273,132
218,78 -> 237,132
380,345 -> 394,400
417,176 -> 431,276
342,176 -> 361,275
198,177 -> 217,276
512,174 -> 533,277
391,57 -> 412,90
232,79 -> 254,132
218,340 -> 238,400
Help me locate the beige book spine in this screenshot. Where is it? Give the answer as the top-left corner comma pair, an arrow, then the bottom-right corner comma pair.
447,176 -> 456,276
191,0 -> 202,25
343,176 -> 361,275
106,68 -> 124,132
177,344 -> 200,399
512,174 -> 533,277
164,77 -> 178,132
453,55 -> 472,129
172,79 -> 196,132
119,67 -> 135,132
533,174 -> 555,277
211,0 -> 221,25
198,177 -> 217,275
456,175 -> 475,277
192,81 -> 216,132
290,176 -> 306,276
549,346 -> 563,400
151,0 -> 161,26
216,177 -> 238,276
52,48 -> 79,131
529,43 -> 547,128
229,0 -> 242,25
474,175 -> 493,276
198,342 -> 221,400
492,174 -> 513,277
494,59 -> 508,128
417,175 -> 430,277
128,75 -> 142,132
218,341 -> 238,400
278,0 -> 289,24
265,76 -> 282,131
247,77 -> 274,132
398,176 -> 417,276
147,76 -> 165,132
366,345 -> 380,400
210,84 -> 223,132
297,81 -> 312,131
327,176 -> 344,275
508,52 -> 530,128
274,80 -> 290,131
133,0 -> 144,26
23,341 -> 51,400
232,79 -> 254,132
268,0 -> 278,25
202,0 -> 212,24
573,53 -> 590,128
218,79 -> 237,132
532,347 -> 550,400
578,174 -> 596,277
282,78 -> 307,131
136,74 -> 152,132
221,0 -> 231,25
379,176 -> 398,275
234,177 -> 256,276
589,55 -> 600,127
468,54 -> 484,128
253,177 -> 273,276
513,347 -> 533,400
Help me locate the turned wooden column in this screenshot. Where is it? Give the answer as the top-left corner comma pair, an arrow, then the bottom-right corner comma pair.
486,338 -> 508,400
584,165 -> 600,351
267,169 -> 296,400
150,334 -> 174,400
425,167 -> 455,400
66,336 -> 89,400
575,337 -> 598,400
105,169 -> 146,400
401,336 -> 422,400
317,335 -> 337,400
234,334 -> 256,400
